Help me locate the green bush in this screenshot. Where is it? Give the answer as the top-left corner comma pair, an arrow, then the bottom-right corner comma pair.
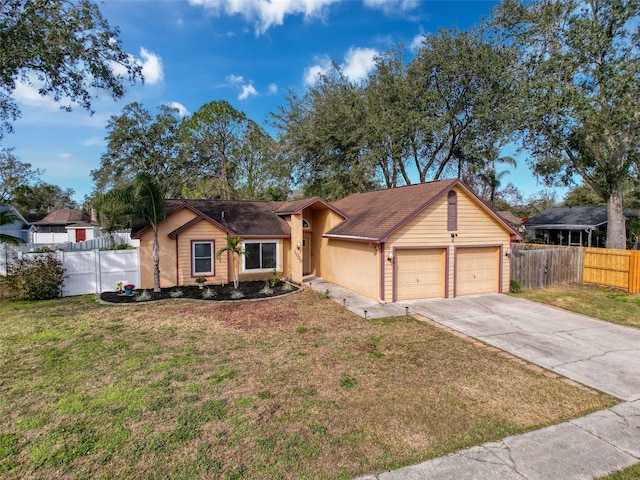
6,254 -> 66,300
510,279 -> 523,293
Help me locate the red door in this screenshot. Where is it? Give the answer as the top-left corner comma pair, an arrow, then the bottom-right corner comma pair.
75,229 -> 86,242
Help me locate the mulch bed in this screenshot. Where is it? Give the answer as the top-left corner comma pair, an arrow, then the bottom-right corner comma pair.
99,281 -> 299,304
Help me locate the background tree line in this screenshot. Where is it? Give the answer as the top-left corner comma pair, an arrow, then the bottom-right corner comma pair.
1,0 -> 639,249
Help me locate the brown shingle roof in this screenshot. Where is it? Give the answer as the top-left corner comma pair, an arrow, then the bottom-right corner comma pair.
327,179 -> 460,240
34,208 -> 91,224
132,199 -> 290,238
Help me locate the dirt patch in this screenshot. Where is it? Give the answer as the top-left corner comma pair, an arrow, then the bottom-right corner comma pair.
100,281 -> 298,304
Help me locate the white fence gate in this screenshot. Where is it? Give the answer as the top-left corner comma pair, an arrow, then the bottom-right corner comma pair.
1,248 -> 140,296
61,249 -> 140,296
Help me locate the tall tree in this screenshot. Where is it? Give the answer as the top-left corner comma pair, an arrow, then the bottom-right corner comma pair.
407,28 -> 514,182
94,173 -> 166,292
273,67 -> 378,200
92,103 -> 184,197
493,0 -> 640,249
235,120 -> 290,200
12,182 -> 77,220
179,100 -> 247,200
0,147 -> 41,203
0,0 -> 142,138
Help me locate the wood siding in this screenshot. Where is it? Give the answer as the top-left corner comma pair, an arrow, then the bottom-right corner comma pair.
384,185 -> 511,299
176,220 -> 229,286
139,209 -> 197,289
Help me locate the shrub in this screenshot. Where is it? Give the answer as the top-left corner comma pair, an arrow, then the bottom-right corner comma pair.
5,253 -> 66,300
135,290 -> 152,302
259,282 -> 274,296
202,287 -> 217,299
230,290 -> 244,300
510,279 -> 523,293
170,289 -> 184,298
281,282 -> 293,292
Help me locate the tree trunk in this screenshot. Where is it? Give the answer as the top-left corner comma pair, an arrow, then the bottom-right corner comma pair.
153,228 -> 161,292
606,187 -> 626,250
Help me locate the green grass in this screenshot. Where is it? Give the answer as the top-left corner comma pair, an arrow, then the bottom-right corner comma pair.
599,463 -> 640,479
0,292 -> 617,479
512,284 -> 640,328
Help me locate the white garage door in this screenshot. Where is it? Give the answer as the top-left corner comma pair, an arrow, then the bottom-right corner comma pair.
396,249 -> 446,300
456,247 -> 499,296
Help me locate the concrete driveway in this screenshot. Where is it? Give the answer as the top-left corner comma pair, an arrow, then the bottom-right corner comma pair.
404,294 -> 640,401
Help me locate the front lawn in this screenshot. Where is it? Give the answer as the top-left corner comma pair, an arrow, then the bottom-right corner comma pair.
512,285 -> 640,329
0,291 -> 616,479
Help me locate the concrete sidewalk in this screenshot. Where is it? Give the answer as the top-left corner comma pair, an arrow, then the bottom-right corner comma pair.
304,278 -> 640,479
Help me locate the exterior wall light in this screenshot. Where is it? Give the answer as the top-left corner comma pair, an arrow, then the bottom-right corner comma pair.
387,251 -> 394,262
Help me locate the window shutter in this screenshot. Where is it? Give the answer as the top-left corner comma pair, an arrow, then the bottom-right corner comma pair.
448,191 -> 457,231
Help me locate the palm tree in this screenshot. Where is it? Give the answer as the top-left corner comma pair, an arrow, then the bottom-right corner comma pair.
0,209 -> 22,245
216,236 -> 249,289
94,172 -> 166,292
478,156 -> 517,209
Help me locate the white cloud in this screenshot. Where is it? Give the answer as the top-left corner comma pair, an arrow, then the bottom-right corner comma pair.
304,47 -> 378,86
188,0 -> 341,34
341,47 -> 378,81
226,74 -> 245,85
410,33 -> 424,53
13,76 -> 64,111
268,83 -> 278,95
303,56 -> 332,86
239,84 -> 258,100
58,153 -> 72,159
82,136 -> 106,147
363,0 -> 418,15
112,47 -> 164,85
139,48 -> 163,85
166,101 -> 189,117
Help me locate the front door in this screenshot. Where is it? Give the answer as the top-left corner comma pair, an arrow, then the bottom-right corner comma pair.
303,234 -> 311,274
75,229 -> 86,242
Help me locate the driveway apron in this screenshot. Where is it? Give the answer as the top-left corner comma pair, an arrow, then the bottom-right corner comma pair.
404,294 -> 640,401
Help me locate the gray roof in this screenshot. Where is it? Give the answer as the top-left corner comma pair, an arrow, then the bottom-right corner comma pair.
525,206 -> 639,229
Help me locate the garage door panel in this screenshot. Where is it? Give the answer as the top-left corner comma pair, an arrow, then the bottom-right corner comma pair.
396,249 -> 445,300
456,247 -> 499,296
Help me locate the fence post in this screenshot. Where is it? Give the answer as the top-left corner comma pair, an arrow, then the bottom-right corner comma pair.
94,248 -> 101,294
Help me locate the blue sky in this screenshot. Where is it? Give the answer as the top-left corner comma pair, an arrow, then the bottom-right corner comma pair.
5,0 -> 553,203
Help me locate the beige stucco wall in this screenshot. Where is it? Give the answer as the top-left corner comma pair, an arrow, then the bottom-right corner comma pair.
311,209 -> 345,277
321,239 -> 380,300
383,185 -> 511,301
139,208 -> 198,289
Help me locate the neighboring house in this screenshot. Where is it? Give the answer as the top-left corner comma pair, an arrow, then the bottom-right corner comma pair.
0,206 -> 33,243
132,179 -> 518,302
524,206 -> 639,248
31,208 -> 101,244
497,211 -> 524,234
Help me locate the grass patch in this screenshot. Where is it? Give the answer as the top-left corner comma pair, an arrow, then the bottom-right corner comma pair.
512,284 -> 640,329
0,292 -> 617,479
598,463 -> 640,480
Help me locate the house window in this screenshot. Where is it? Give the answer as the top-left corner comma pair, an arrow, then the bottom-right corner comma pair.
302,219 -> 311,230
243,241 -> 278,271
192,241 -> 214,275
448,191 -> 457,231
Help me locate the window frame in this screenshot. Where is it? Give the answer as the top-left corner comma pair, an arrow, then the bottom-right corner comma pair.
242,240 -> 280,272
191,240 -> 215,277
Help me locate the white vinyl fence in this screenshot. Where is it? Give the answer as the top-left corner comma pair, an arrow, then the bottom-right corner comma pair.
1,247 -> 140,296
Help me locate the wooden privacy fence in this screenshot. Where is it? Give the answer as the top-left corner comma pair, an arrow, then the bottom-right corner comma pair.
510,244 -> 584,290
583,247 -> 640,293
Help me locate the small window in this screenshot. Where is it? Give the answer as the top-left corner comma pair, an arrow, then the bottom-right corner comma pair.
302,219 -> 311,230
192,241 -> 214,275
448,191 -> 457,231
243,241 -> 278,271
